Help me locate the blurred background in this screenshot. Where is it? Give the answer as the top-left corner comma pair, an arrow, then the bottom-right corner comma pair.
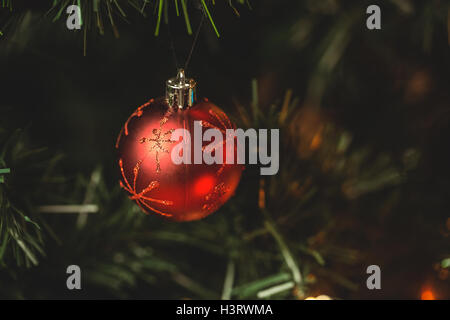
0,0 -> 449,299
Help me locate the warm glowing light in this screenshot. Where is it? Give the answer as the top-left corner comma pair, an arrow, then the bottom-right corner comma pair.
421,289 -> 435,300
309,131 -> 322,150
194,175 -> 215,196
258,178 -> 265,209
305,295 -> 331,300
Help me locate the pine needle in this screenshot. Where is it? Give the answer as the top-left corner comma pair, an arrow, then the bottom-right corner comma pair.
174,0 -> 179,16
264,218 -> 303,288
200,0 -> 220,37
221,257 -> 235,300
180,0 -> 192,35
154,0 -> 163,36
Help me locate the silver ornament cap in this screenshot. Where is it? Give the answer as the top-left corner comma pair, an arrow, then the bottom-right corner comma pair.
166,69 -> 196,109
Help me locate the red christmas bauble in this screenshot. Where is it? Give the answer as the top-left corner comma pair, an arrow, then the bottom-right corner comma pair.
116,97 -> 243,221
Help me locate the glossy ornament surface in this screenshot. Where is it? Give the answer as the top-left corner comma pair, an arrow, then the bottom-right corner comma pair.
116,71 -> 243,221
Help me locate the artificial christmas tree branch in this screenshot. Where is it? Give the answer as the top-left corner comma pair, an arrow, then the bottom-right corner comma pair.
264,218 -> 303,288
1,0 -> 249,38
221,256 -> 235,299
1,0 -> 449,299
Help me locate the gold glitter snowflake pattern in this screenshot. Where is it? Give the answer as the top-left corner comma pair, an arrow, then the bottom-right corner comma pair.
200,108 -> 237,176
202,182 -> 230,212
119,158 -> 173,217
115,99 -> 153,149
139,112 -> 175,173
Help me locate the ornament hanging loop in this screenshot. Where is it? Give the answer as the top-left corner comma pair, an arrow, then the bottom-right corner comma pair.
166,69 -> 197,110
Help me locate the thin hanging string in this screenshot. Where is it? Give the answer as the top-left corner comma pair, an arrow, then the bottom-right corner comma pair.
184,13 -> 205,71
166,11 -> 205,72
166,14 -> 179,70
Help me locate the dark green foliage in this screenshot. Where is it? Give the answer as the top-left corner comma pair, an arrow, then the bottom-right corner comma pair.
0,127 -> 58,268
0,0 -> 449,299
1,0 -> 249,38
